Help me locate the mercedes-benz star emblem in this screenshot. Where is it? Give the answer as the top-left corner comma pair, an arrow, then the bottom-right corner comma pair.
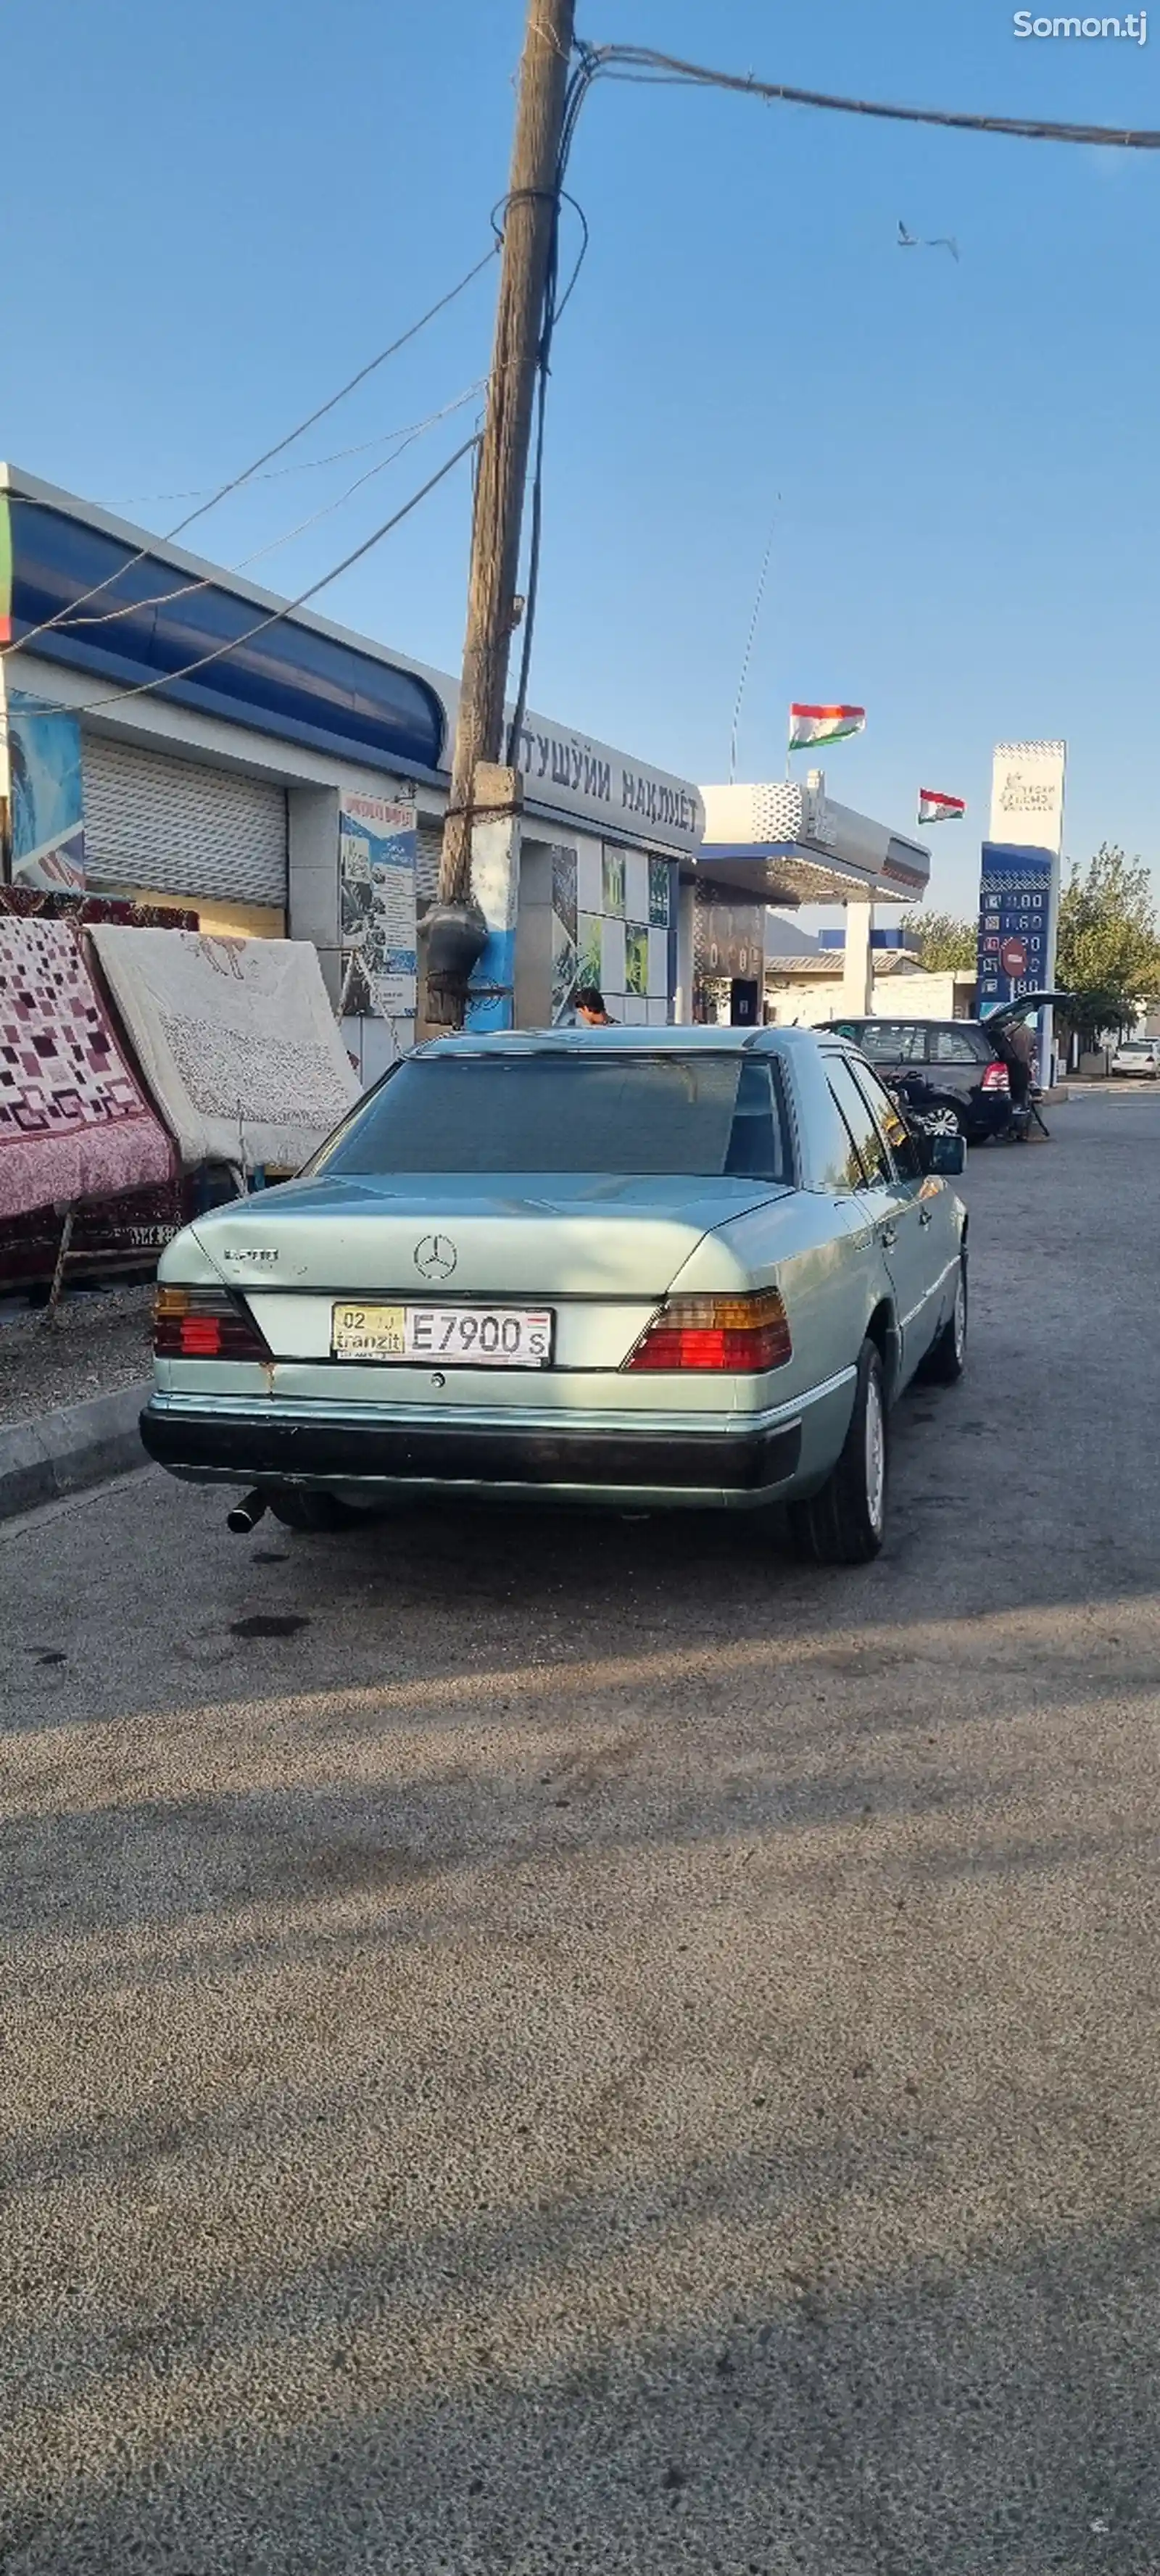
414,1234 -> 457,1282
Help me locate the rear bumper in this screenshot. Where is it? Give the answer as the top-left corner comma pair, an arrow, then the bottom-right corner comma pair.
966,1094 -> 1011,1139
139,1395 -> 805,1508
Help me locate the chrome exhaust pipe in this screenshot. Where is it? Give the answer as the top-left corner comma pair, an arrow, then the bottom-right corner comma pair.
226,1489 -> 268,1534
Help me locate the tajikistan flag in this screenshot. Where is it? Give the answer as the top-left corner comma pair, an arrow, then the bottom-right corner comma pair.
917,788 -> 966,826
788,702 -> 866,752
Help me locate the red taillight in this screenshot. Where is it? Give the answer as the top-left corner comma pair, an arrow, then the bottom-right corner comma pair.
626,1289 -> 792,1374
153,1284 -> 271,1360
982,1060 -> 1010,1093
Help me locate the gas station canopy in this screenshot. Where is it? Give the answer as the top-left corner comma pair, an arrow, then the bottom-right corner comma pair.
689,780 -> 931,908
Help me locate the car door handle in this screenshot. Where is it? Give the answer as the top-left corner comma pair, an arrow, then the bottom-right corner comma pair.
919,1207 -> 934,1228
879,1223 -> 898,1250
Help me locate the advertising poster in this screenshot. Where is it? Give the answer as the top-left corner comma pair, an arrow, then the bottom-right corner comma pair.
601,847 -> 626,918
550,844 -> 579,1023
339,795 -> 418,1023
647,855 -> 671,928
6,690 -> 86,891
625,924 -> 649,997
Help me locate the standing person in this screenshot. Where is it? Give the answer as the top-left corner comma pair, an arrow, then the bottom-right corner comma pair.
574,986 -> 616,1026
1003,1014 -> 1035,1134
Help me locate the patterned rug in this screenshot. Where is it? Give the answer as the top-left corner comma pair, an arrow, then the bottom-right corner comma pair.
89,928 -> 360,1176
0,916 -> 175,1221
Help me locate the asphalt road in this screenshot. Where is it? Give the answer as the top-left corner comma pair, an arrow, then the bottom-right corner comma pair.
3,1089 -> 1160,2576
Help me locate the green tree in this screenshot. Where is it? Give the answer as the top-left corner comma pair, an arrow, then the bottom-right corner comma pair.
1055,844 -> 1160,1045
899,911 -> 977,973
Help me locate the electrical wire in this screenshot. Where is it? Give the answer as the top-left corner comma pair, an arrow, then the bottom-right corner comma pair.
729,503 -> 780,785
51,380 -> 489,638
2,243 -> 498,665
9,434 -> 478,726
117,403 -> 492,504
586,43 -> 1160,149
501,30 -> 1160,758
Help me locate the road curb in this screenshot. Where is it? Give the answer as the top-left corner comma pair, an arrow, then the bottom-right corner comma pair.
0,1380 -> 151,1524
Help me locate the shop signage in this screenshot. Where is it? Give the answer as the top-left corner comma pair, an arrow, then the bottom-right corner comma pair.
509,717 -> 703,853
987,740 -> 1066,855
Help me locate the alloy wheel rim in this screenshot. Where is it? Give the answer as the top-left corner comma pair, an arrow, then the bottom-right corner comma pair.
864,1371 -> 886,1533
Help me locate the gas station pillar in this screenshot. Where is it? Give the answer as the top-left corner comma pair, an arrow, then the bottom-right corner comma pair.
840,901 -> 874,1015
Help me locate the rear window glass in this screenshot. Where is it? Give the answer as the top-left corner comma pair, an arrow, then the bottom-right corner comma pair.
929,1026 -> 989,1065
315,1051 -> 792,1181
858,1022 -> 927,1065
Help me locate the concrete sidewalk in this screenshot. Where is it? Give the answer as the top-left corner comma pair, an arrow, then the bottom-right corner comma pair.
0,1379 -> 149,1521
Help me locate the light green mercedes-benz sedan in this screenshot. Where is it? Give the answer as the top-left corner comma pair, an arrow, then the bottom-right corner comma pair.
140,1026 -> 967,1566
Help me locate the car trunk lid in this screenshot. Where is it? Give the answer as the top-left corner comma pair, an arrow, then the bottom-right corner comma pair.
188,1173 -> 791,1355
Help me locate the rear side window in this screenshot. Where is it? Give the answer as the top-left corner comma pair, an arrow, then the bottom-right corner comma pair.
314,1050 -> 793,1181
929,1026 -> 989,1065
723,1058 -> 787,1179
858,1022 -> 927,1066
848,1061 -> 924,1184
824,1055 -> 892,1188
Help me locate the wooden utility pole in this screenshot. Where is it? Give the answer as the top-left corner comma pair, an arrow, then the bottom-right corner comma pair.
434,0 -> 576,966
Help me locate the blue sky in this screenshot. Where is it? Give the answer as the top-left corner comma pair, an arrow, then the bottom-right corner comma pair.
2,0 -> 1158,918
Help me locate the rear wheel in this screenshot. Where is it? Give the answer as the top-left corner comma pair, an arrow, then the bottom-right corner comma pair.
921,1102 -> 966,1142
920,1254 -> 968,1385
790,1339 -> 887,1566
266,1487 -> 375,1532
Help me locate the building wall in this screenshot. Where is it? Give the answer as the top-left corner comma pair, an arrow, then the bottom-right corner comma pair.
766,967 -> 972,1026
7,647 -> 683,1061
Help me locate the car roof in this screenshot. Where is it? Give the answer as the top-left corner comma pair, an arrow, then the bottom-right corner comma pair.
823,1015 -> 986,1036
413,1023 -> 836,1060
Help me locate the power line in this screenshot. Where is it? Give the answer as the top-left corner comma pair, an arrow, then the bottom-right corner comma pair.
729,502 -> 780,786
9,434 -> 478,726
115,399 -> 492,504
2,244 -> 497,665
587,43 -> 1160,149
51,380 -> 489,639
502,35 -> 1159,755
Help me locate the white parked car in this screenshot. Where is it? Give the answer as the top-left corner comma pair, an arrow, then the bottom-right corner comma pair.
1111,1038 -> 1160,1079
141,1027 -> 969,1568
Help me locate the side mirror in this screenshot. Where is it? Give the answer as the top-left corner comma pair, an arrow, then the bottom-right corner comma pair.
922,1131 -> 966,1178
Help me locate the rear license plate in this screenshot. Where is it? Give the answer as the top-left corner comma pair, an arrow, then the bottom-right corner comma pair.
331,1302 -> 554,1367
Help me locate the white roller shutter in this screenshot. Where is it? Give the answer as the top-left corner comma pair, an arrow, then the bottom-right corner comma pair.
415,815 -> 442,912
83,734 -> 287,907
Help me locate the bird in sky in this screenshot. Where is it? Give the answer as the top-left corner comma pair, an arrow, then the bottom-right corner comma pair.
898,219 -> 960,260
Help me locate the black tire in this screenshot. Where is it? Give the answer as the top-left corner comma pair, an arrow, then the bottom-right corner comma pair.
919,1253 -> 968,1385
266,1487 -> 373,1532
790,1339 -> 887,1567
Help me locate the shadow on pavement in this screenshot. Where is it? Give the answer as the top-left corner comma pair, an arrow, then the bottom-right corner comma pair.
3,1097 -> 1160,2571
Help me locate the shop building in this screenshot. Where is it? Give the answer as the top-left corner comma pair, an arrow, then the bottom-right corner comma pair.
0,464 -> 702,1076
